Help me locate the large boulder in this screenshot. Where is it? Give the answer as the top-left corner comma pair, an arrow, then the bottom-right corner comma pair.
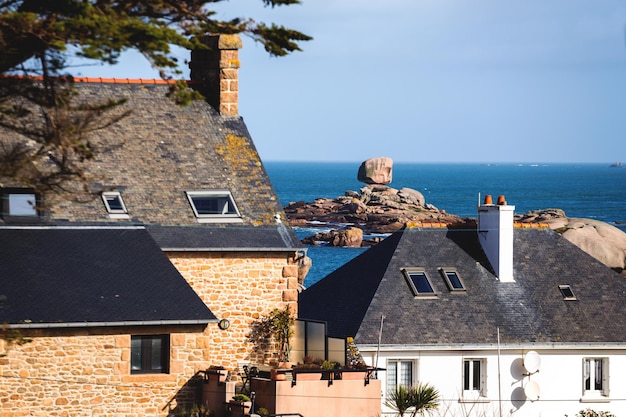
561,218 -> 626,272
357,157 -> 393,185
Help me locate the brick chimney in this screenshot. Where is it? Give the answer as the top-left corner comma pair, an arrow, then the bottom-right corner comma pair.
189,34 -> 242,116
477,194 -> 515,282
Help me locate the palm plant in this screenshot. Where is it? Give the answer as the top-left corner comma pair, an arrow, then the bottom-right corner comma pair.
385,385 -> 413,417
411,382 -> 440,416
385,383 -> 440,417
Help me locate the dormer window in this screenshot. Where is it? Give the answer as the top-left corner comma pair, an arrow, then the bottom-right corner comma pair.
102,192 -> 129,219
439,268 -> 466,291
1,188 -> 40,221
185,190 -> 242,223
402,268 -> 436,298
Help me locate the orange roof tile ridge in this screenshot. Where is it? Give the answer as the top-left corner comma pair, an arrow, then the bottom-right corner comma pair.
1,74 -> 196,85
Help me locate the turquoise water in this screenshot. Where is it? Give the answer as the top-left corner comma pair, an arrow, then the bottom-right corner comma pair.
265,162 -> 626,286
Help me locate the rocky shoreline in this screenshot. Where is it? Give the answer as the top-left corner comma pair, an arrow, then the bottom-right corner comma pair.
284,157 -> 626,276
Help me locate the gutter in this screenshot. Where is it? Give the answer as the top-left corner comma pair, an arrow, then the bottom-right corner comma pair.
357,342 -> 626,352
6,319 -> 215,329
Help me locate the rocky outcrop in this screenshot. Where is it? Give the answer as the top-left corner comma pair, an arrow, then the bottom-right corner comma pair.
517,209 -> 626,275
284,183 -> 469,234
302,227 -> 363,247
357,157 -> 393,185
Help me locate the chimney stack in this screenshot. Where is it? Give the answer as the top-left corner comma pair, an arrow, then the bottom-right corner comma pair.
189,34 -> 242,116
477,194 -> 515,282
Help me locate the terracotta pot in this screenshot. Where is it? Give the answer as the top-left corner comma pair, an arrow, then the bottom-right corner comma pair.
270,368 -> 287,381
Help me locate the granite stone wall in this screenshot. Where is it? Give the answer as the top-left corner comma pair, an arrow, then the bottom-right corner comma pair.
1,251 -> 298,416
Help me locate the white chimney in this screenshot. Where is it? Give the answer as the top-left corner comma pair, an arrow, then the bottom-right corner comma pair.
477,195 -> 515,282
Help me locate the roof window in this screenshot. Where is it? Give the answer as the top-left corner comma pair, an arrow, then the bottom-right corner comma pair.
439,268 -> 466,291
102,192 -> 130,219
0,188 -> 40,221
185,190 -> 242,223
402,268 -> 437,298
559,285 -> 576,300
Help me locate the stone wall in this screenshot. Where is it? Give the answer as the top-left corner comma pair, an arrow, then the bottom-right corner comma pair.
0,251 -> 299,416
0,326 -> 210,417
166,251 -> 300,369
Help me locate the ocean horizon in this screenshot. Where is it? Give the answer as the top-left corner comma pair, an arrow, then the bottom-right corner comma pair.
265,161 -> 626,286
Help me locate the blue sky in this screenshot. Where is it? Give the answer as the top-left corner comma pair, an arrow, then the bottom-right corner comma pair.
71,1 -> 626,163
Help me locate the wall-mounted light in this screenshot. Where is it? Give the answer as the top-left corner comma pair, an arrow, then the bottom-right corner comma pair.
218,318 -> 230,330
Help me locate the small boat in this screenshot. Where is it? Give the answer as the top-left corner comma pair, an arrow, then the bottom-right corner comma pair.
609,162 -> 622,168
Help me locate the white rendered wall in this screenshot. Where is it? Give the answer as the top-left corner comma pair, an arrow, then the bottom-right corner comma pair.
478,203 -> 515,283
361,346 -> 626,417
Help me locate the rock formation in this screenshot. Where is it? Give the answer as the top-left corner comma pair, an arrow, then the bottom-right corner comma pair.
357,157 -> 393,185
517,209 -> 626,275
286,159 -> 626,277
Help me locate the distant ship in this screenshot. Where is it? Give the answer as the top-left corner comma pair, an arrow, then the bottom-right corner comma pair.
609,162 -> 622,168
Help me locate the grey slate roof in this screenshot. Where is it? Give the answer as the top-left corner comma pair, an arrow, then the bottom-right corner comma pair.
0,226 -> 216,327
147,223 -> 301,251
0,81 -> 300,250
299,227 -> 626,346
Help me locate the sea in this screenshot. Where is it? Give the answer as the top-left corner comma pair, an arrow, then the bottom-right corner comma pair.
264,162 -> 626,287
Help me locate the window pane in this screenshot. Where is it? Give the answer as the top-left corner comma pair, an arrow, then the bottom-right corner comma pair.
105,195 -> 124,211
446,271 -> 464,289
594,359 -> 602,390
409,272 -> 434,293
472,360 -> 481,390
131,338 -> 142,371
151,338 -> 163,371
192,196 -> 236,215
399,361 -> 412,387
9,194 -> 37,216
387,361 -> 397,394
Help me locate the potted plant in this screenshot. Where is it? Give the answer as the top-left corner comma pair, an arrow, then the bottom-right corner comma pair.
292,357 -> 322,381
228,394 -> 251,416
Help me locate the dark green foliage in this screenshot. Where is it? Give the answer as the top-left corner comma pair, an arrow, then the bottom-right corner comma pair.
385,383 -> 440,417
0,0 -> 310,200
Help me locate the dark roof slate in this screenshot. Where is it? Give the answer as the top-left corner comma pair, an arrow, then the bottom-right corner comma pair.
147,223 -> 301,250
0,226 -> 216,327
0,82 -> 292,242
299,227 -> 626,345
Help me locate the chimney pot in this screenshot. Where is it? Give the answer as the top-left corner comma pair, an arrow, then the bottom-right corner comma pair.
497,195 -> 506,205
484,195 -> 493,205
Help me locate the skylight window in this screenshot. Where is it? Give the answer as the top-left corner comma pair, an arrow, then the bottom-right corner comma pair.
439,268 -> 466,291
559,285 -> 576,300
402,269 -> 436,297
1,188 -> 39,220
185,190 -> 242,223
102,192 -> 127,213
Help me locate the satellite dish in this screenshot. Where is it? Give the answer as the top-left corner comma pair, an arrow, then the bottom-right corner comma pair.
524,380 -> 540,401
523,351 -> 541,374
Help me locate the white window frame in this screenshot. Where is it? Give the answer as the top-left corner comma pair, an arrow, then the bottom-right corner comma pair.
1,188 -> 39,219
102,192 -> 130,219
582,357 -> 610,401
185,190 -> 243,223
385,359 -> 416,396
462,358 -> 487,400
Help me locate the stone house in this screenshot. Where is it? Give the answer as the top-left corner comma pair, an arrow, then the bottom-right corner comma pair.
299,195 -> 626,417
0,35 -> 305,416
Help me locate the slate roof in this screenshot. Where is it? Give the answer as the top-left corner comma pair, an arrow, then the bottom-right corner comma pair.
0,226 -> 216,327
147,223 -> 301,251
298,227 -> 626,346
0,80 -> 300,250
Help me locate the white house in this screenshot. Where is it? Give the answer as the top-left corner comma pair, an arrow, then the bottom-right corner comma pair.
299,195 -> 626,417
